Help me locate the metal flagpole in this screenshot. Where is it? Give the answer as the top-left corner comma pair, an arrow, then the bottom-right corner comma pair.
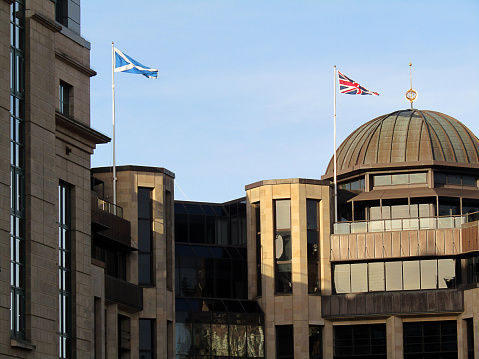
333,65 -> 338,223
112,42 -> 117,206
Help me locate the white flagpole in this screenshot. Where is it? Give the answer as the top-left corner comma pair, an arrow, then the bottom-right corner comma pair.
112,42 -> 117,206
333,65 -> 338,223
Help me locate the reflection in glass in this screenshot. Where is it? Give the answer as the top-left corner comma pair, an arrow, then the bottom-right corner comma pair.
275,200 -> 291,230
248,325 -> 265,357
193,323 -> 211,356
438,259 -> 455,288
229,324 -> 247,357
211,324 -> 229,356
176,322 -> 192,355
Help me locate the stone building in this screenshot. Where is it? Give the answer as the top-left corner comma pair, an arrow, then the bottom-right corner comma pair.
244,109 -> 479,358
1,0 -> 108,358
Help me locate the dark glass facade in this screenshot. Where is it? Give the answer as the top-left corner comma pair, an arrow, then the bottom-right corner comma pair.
175,199 -> 264,358
176,298 -> 264,358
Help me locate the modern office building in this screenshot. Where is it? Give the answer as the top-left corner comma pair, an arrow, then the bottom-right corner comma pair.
2,1 -> 479,358
244,109 -> 479,358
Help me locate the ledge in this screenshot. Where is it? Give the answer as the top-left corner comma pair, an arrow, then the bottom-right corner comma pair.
55,50 -> 97,77
55,111 -> 110,145
30,12 -> 62,32
11,338 -> 36,350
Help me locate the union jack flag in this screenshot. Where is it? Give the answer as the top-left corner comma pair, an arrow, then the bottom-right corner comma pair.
338,71 -> 379,96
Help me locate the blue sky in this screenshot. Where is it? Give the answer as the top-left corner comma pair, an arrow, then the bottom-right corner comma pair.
82,0 -> 479,202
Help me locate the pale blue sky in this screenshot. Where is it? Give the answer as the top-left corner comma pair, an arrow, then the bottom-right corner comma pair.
82,0 -> 479,202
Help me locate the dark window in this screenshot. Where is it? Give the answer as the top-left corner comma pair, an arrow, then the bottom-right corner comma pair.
254,202 -> 262,296
138,188 -> 153,285
275,200 -> 292,294
166,191 -> 173,290
334,324 -> 386,358
55,0 -> 80,34
466,318 -> 474,359
307,200 -> 320,293
118,315 -> 131,353
59,183 -> 72,359
466,256 -> 479,284
309,325 -> 323,359
59,81 -> 72,116
438,197 -> 460,216
403,321 -> 457,358
139,319 -> 154,359
276,325 -> 294,359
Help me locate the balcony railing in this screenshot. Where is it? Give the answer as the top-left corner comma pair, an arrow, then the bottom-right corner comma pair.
105,275 -> 143,311
334,215 -> 466,235
321,289 -> 463,318
97,198 -> 123,218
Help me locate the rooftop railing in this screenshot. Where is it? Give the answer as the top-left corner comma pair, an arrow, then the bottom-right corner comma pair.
97,198 -> 123,218
333,213 -> 479,235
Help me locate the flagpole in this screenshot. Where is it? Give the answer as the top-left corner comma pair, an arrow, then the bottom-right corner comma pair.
333,65 -> 338,224
112,42 -> 117,207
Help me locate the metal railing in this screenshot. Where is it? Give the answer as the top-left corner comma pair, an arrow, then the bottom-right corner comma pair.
97,198 -> 123,218
333,214 -> 473,234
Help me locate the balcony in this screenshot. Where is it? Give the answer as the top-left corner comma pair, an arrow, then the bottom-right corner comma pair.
91,192 -> 133,250
105,275 -> 143,311
321,289 -> 463,318
331,213 -> 479,261
333,215 -> 465,235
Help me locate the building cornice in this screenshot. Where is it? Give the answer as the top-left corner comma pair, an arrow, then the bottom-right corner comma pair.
55,50 -> 97,77
30,12 -> 62,32
55,111 -> 110,145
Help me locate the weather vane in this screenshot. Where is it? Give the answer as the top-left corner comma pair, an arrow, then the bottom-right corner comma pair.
405,63 -> 418,109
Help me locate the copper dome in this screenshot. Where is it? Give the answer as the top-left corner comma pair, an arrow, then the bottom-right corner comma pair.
324,109 -> 479,178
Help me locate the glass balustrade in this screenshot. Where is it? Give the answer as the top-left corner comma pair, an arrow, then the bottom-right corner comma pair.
332,213 -> 474,234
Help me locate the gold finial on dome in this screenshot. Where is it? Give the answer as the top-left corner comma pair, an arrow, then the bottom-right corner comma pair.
405,63 -> 418,109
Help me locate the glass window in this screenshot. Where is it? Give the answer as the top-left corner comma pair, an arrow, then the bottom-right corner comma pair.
392,173 -> 408,185
59,81 -> 71,116
59,183 -> 72,359
276,200 -> 291,230
404,321 -> 457,358
410,172 -> 427,184
334,264 -> 351,294
139,319 -> 154,359
350,263 -> 368,293
275,200 -> 292,293
438,259 -> 456,288
138,188 -> 153,286
463,175 -> 476,186
307,200 -> 320,294
403,261 -> 420,290
309,326 -> 323,359
276,325 -> 294,359
420,260 -> 437,289
334,324 -> 386,358
374,174 -> 391,186
385,262 -> 402,291
368,262 -> 385,292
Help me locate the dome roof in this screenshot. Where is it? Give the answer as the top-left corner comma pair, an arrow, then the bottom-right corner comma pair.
324,109 -> 479,177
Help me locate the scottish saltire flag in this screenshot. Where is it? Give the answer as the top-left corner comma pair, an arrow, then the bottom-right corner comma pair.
114,48 -> 158,79
338,71 -> 378,95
